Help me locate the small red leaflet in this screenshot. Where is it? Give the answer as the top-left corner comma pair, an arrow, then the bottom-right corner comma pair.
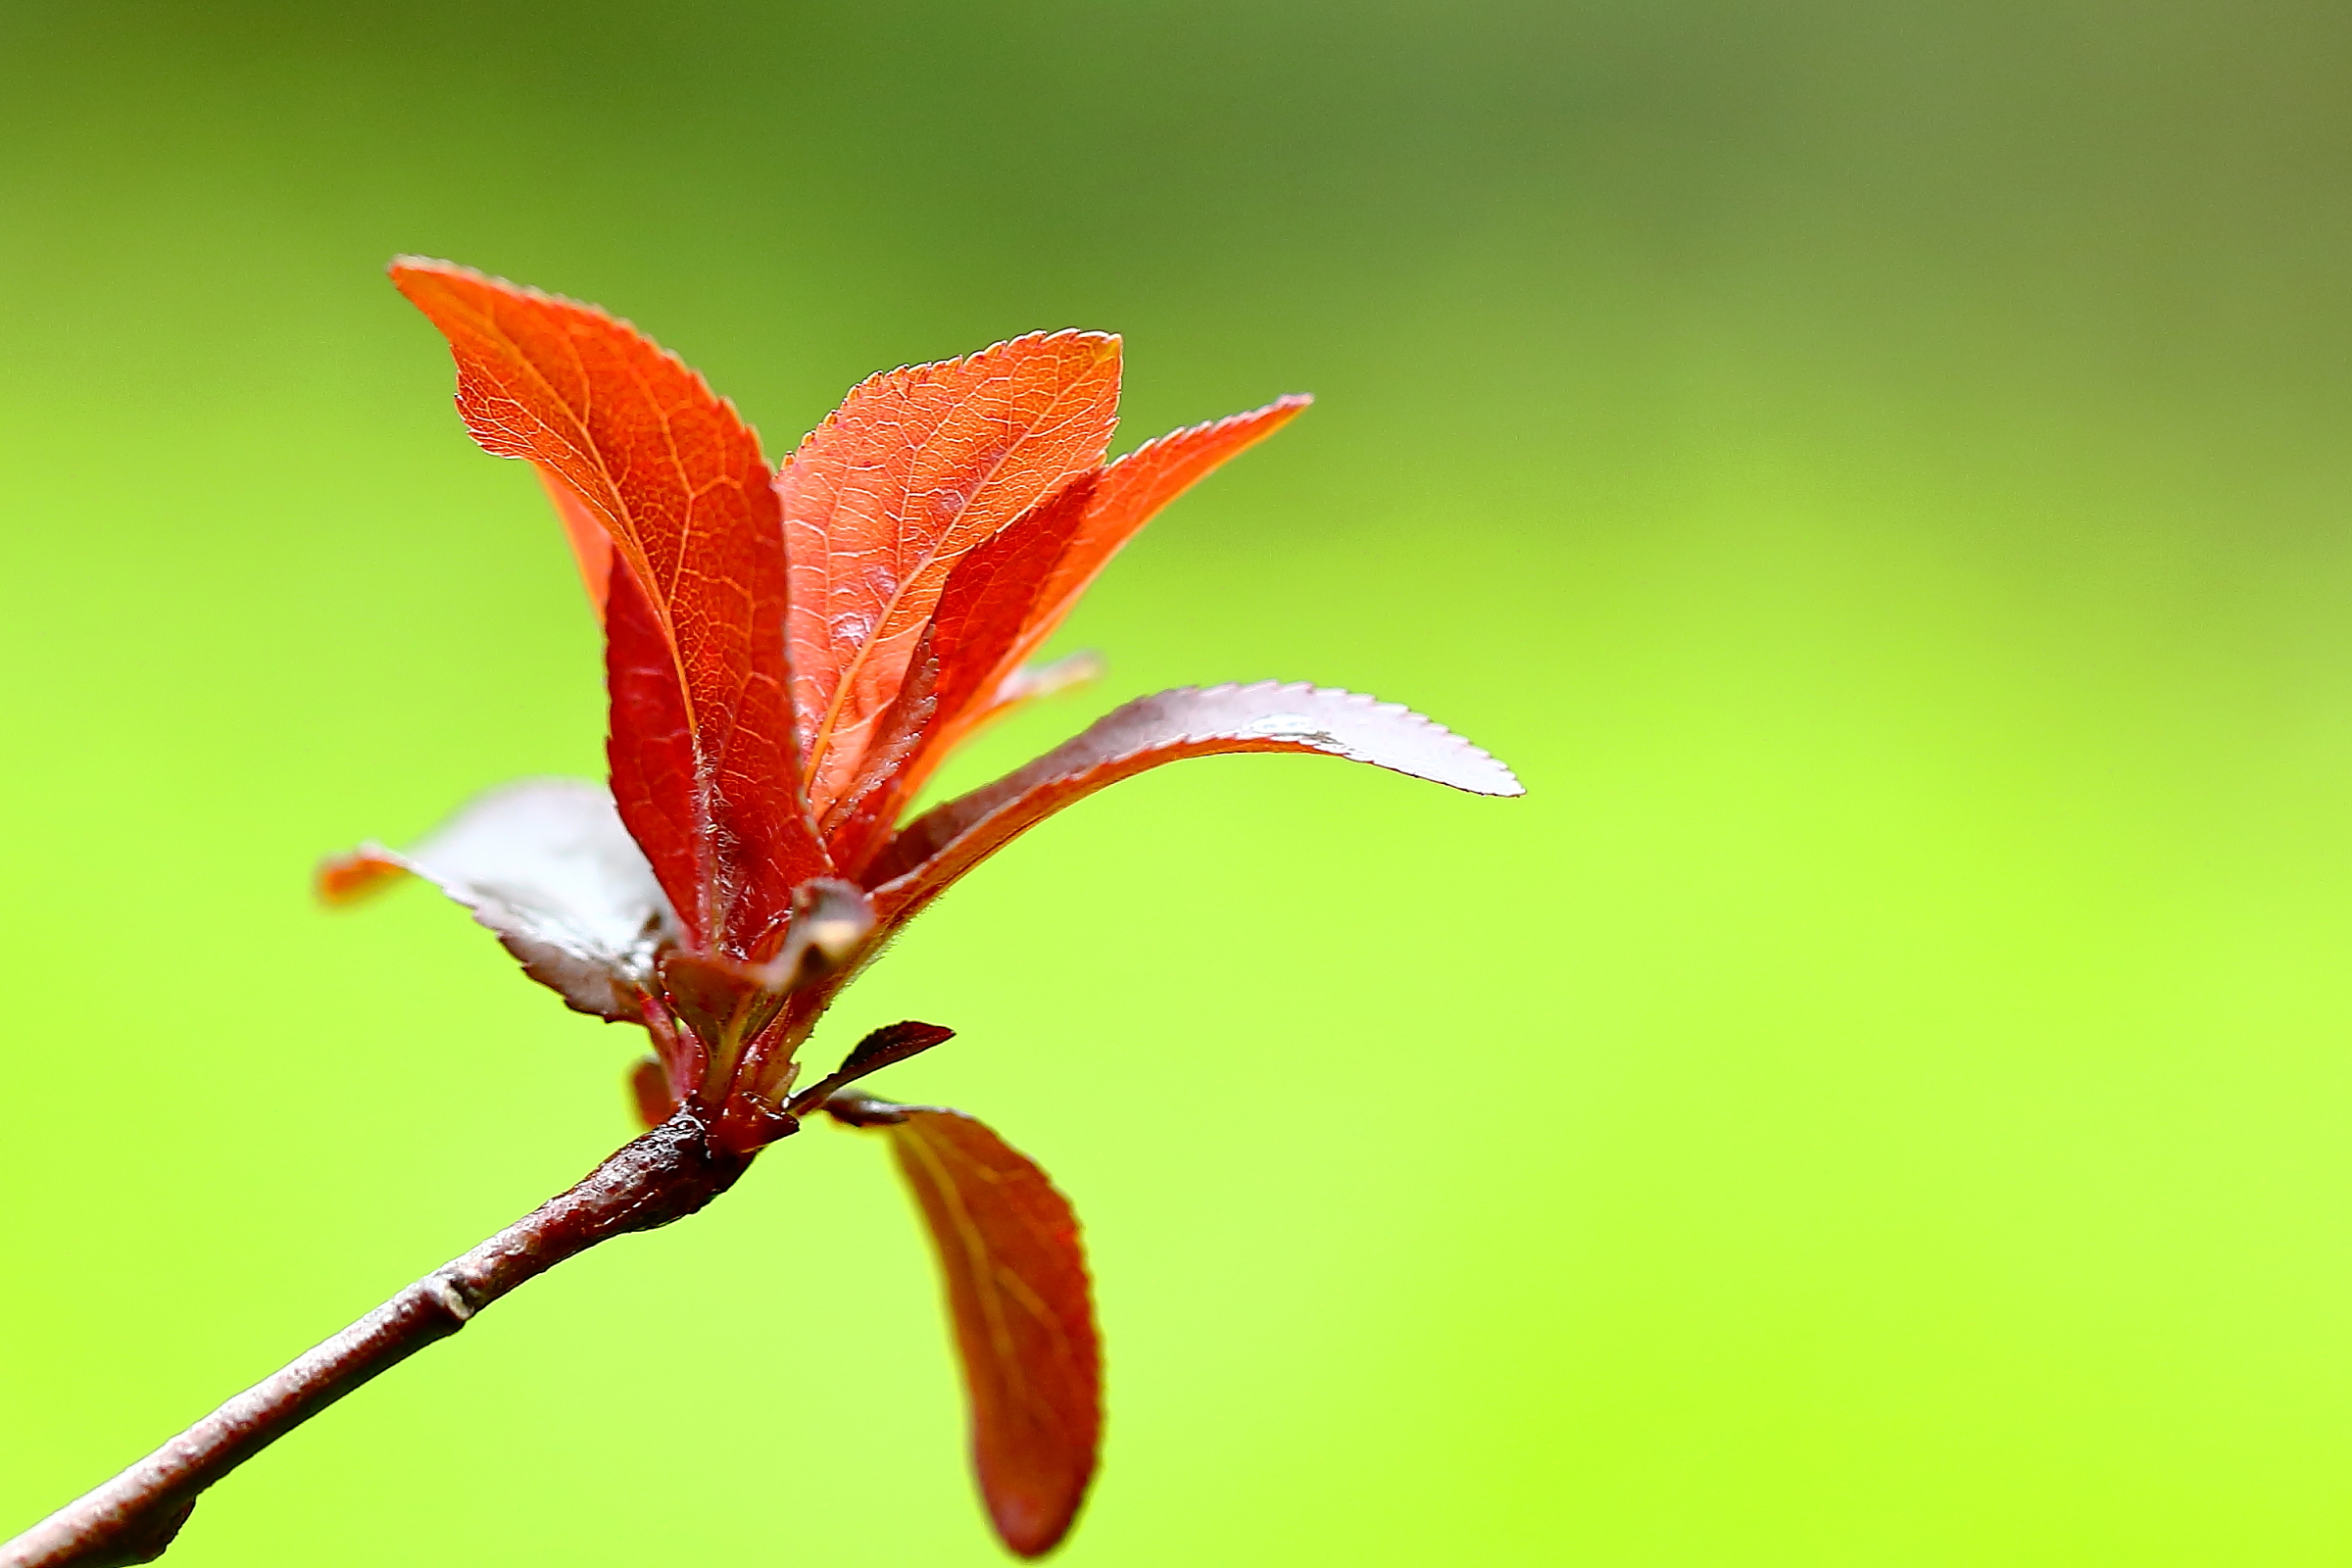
318,261 -> 1523,1559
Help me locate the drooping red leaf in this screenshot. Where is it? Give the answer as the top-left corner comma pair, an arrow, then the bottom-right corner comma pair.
865,681 -> 1524,920
924,396 -> 1309,762
316,778 -> 676,1021
831,1097 -> 1100,1559
778,332 -> 1123,816
390,258 -> 825,958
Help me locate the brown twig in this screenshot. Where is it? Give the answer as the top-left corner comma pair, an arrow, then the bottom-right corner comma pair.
1,1108 -> 759,1568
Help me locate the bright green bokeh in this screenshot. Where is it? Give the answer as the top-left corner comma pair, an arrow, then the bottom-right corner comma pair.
8,1 -> 2352,1562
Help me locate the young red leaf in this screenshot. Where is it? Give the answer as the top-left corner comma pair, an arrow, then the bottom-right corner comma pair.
831,1098 -> 1100,1559
920,474 -> 1101,736
389,258 -> 825,958
317,778 -> 675,1021
866,681 -> 1524,917
813,636 -> 944,877
822,396 -> 1299,877
779,332 -> 1123,815
605,557 -> 704,928
817,474 -> 1101,874
925,396 -> 1309,762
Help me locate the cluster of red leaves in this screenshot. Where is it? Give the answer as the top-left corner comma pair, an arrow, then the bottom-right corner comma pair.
318,261 -> 1519,1558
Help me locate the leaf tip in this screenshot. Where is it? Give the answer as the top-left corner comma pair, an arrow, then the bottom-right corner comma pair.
992,1496 -> 1087,1559
384,254 -> 484,305
790,1020 -> 958,1114
315,845 -> 406,906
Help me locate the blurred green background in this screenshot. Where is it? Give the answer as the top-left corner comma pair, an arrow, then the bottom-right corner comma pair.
7,0 -> 2352,1562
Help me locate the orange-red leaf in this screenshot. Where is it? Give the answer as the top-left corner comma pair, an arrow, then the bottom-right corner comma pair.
867,682 -> 1524,921
779,332 -> 1122,817
923,474 -> 1101,740
390,258 -> 825,958
818,474 -> 1100,875
843,1100 -> 1101,1559
831,398 -> 1303,868
605,559 -> 703,929
927,396 -> 1308,761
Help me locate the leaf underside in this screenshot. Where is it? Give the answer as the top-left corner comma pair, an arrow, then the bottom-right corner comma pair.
866,681 -> 1526,921
847,1101 -> 1102,1559
318,778 -> 673,1020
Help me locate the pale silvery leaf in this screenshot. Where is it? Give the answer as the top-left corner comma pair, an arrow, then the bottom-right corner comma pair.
865,681 -> 1523,909
331,778 -> 678,1021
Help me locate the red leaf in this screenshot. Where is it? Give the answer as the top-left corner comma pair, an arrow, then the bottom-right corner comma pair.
840,1100 -> 1100,1559
316,778 -> 677,1021
779,332 -> 1122,817
923,474 -> 1101,736
866,681 -> 1524,917
813,634 -> 943,877
926,396 -> 1309,762
389,258 -> 825,958
605,559 -> 702,931
818,474 -> 1100,875
827,398 -> 1303,870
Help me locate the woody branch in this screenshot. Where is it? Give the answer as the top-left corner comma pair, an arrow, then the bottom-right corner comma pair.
1,1109 -> 756,1568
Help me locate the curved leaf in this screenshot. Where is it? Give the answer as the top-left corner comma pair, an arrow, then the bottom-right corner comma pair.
785,1020 -> 956,1113
826,398 -> 1306,870
830,1097 -> 1100,1559
931,395 -> 1309,760
919,475 -> 1101,742
779,331 -> 1122,814
318,778 -> 675,1021
389,258 -> 825,957
817,474 -> 1100,874
605,556 -> 702,930
865,681 -> 1524,913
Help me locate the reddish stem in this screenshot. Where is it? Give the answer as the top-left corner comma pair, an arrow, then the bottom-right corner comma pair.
0,1109 -> 757,1568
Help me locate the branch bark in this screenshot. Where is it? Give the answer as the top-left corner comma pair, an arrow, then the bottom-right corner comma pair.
1,1108 -> 758,1568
